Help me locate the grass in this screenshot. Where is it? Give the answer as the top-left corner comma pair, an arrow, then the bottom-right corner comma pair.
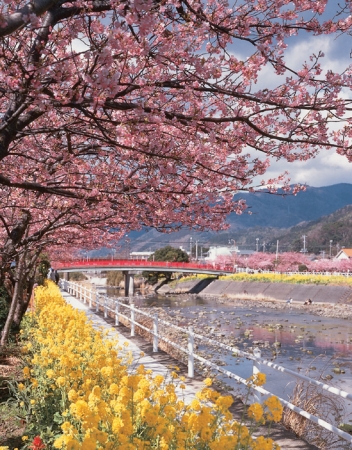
0,400 -> 25,448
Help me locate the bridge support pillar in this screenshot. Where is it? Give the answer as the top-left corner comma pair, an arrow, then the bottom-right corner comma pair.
123,271 -> 135,297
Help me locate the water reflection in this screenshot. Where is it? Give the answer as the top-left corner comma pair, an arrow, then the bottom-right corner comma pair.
104,288 -> 352,412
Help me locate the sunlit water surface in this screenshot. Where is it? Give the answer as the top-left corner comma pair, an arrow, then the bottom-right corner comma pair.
105,287 -> 352,421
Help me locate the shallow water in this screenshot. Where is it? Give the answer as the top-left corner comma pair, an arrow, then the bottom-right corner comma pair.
107,288 -> 352,421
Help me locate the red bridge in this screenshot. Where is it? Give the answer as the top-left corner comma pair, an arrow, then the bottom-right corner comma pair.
55,259 -> 235,275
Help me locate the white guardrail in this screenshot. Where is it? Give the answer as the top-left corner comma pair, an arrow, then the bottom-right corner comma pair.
60,279 -> 352,445
235,268 -> 352,276
235,268 -> 352,277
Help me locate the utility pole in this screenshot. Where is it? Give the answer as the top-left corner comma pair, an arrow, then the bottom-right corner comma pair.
276,240 -> 279,260
189,237 -> 193,260
302,235 -> 307,253
263,241 -> 266,252
330,240 -> 333,258
196,240 -> 198,260
256,238 -> 259,252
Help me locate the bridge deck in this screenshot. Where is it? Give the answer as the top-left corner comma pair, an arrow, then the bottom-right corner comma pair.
55,259 -> 234,275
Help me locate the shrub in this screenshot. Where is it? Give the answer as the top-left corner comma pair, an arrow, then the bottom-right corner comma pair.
68,272 -> 87,281
106,271 -> 124,286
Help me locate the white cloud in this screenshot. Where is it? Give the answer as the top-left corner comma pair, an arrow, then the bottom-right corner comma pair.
228,33 -> 352,188
262,150 -> 352,187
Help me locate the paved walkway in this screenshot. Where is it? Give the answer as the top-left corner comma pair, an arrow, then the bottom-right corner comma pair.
61,290 -> 318,449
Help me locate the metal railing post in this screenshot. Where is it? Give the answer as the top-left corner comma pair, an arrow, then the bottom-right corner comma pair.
188,326 -> 194,378
253,347 -> 262,377
252,347 -> 262,404
89,289 -> 92,307
104,296 -> 107,318
131,303 -> 135,337
96,293 -> 99,313
153,314 -> 158,352
115,300 -> 119,326
83,286 -> 87,304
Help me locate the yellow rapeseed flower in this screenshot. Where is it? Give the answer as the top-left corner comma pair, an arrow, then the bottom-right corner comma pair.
46,369 -> 55,378
56,376 -> 66,387
264,396 -> 283,422
67,389 -> 78,402
247,402 -> 264,422
203,377 -> 212,387
22,282 -> 281,450
254,372 -> 266,386
252,435 -> 279,450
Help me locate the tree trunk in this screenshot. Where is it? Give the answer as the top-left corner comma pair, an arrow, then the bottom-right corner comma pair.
0,254 -> 25,346
0,210 -> 31,285
13,275 -> 35,330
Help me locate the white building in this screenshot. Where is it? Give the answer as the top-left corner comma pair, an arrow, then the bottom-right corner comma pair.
129,251 -> 154,260
205,245 -> 239,261
335,249 -> 352,260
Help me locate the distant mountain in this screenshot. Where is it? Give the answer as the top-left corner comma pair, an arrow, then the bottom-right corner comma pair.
228,183 -> 352,229
131,183 -> 352,253
274,204 -> 352,254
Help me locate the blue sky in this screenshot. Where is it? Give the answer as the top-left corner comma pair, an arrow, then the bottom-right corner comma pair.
248,1 -> 352,188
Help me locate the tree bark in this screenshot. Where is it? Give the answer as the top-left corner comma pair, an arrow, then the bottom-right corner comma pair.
0,254 -> 25,346
0,210 -> 31,283
13,276 -> 35,330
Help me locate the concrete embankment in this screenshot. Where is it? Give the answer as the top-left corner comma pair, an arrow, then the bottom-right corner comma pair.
157,277 -> 214,294
158,278 -> 352,305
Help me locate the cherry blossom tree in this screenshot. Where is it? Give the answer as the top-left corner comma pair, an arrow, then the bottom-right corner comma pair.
0,1 -> 352,233
2,1 -> 352,341
0,187 -> 129,345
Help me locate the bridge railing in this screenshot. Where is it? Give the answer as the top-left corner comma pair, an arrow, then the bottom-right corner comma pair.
54,259 -> 235,273
60,279 -> 352,445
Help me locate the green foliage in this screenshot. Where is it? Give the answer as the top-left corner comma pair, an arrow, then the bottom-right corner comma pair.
298,264 -> 308,272
320,220 -> 352,247
144,245 -> 189,284
69,272 -> 87,281
149,245 -> 189,263
142,272 -> 160,285
106,271 -> 124,286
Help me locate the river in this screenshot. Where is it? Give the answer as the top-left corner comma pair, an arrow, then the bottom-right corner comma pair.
103,286 -> 352,426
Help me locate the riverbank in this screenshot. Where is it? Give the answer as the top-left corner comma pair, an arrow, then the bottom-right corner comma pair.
157,278 -> 352,319
214,296 -> 352,320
